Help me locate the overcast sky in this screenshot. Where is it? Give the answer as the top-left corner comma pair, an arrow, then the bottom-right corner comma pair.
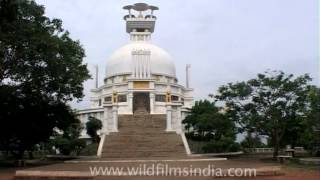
35,0 -> 319,109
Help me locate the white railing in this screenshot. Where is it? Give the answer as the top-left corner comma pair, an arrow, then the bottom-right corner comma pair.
97,134 -> 106,157
245,148 -> 274,153
181,133 -> 191,155
294,147 -> 306,152
245,147 -> 306,153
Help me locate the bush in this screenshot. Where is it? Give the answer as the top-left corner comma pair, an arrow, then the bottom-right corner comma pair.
53,136 -> 86,155
240,134 -> 266,149
86,117 -> 102,143
202,137 -> 240,153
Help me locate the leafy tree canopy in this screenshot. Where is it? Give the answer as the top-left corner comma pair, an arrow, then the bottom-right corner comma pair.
0,0 -> 90,159
297,86 -> 320,155
0,0 -> 90,101
183,100 -> 239,153
214,70 -> 312,157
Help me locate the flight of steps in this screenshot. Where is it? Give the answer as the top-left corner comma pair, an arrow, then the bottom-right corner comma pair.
101,112 -> 186,159
132,108 -> 148,115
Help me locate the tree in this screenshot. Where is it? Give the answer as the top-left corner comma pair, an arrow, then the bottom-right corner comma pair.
0,86 -> 81,158
86,116 -> 102,143
298,86 -> 320,155
215,70 -> 311,158
0,0 -> 90,99
183,100 -> 239,153
52,120 -> 86,155
0,0 -> 90,159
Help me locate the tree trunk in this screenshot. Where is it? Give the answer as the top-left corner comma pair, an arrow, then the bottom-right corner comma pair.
28,151 -> 34,159
17,149 -> 25,161
12,149 -> 26,167
273,143 -> 279,159
272,131 -> 280,160
248,132 -> 253,148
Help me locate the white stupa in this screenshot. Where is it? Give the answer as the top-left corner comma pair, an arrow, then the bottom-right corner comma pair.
77,3 -> 193,138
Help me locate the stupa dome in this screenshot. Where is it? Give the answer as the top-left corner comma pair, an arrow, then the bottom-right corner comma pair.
105,41 -> 176,78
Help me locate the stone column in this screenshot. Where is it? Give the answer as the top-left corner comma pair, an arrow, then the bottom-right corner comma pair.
150,93 -> 155,114
128,81 -> 133,89
128,92 -> 133,114
176,106 -> 182,134
102,106 -> 109,134
166,105 -> 172,131
112,105 -> 118,132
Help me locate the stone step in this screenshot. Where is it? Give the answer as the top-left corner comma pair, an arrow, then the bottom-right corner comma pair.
105,133 -> 178,136
103,139 -> 182,144
102,149 -> 185,153
119,121 -> 165,124
118,119 -> 166,122
101,154 -> 186,158
102,147 -> 185,150
101,113 -> 186,159
103,142 -> 183,146
103,143 -> 184,148
103,141 -> 183,144
118,124 -> 166,128
104,137 -> 183,141
103,146 -> 185,150
104,142 -> 183,146
118,126 -> 166,129
103,148 -> 184,151
101,153 -> 185,158
104,140 -> 183,144
101,151 -> 186,155
103,144 -> 184,149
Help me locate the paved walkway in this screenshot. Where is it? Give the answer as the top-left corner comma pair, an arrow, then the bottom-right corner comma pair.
20,158 -> 271,169
14,158 -> 281,179
2,158 -> 319,180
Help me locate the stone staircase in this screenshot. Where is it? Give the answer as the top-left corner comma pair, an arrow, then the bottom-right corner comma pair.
101,112 -> 186,159
132,107 -> 148,115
